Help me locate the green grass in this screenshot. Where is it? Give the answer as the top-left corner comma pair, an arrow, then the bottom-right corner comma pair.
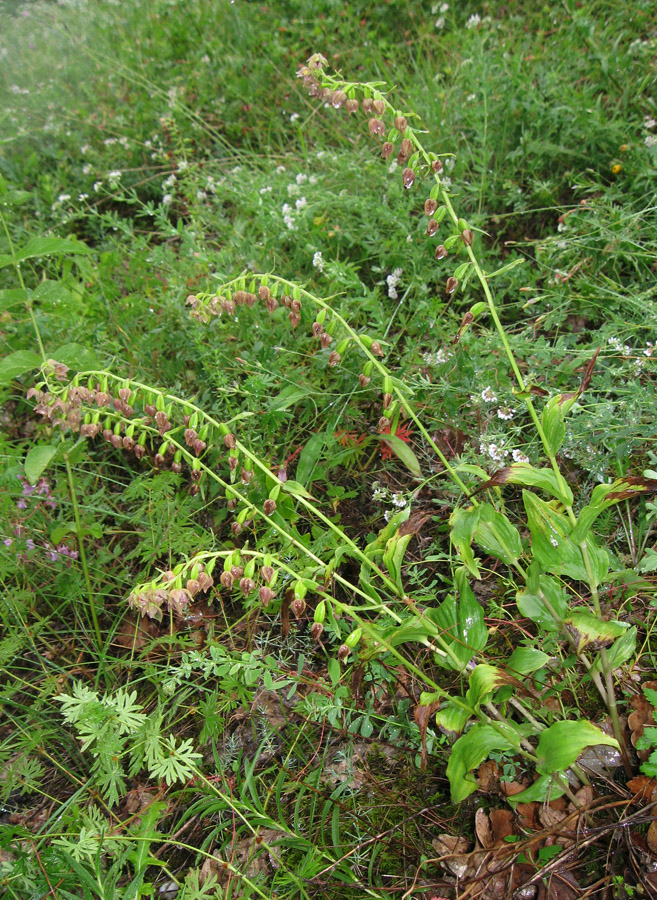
1,0 -> 657,897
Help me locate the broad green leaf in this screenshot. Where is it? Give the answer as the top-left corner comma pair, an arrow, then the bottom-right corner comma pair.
446,724 -> 516,802
51,343 -> 99,371
540,393 -> 577,456
572,477 -> 657,543
473,502 -> 523,567
534,720 -> 618,775
506,646 -> 551,675
589,626 -> 636,674
31,279 -> 75,306
3,189 -> 31,207
376,433 -> 422,478
483,463 -> 573,506
435,698 -> 471,736
523,491 -> 587,580
564,611 -> 629,653
516,573 -> 569,632
25,444 -> 58,484
466,664 -> 502,708
0,349 -> 42,385
638,549 -> 657,573
382,529 -> 413,589
296,432 -> 324,487
0,254 -> 16,269
15,236 -> 91,263
0,288 -> 28,311
427,568 -> 487,671
507,773 -> 566,806
283,480 -> 315,500
450,505 -> 481,578
50,523 -> 76,545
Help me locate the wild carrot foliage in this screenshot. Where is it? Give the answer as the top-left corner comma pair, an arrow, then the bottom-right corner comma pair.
1,1 -> 657,897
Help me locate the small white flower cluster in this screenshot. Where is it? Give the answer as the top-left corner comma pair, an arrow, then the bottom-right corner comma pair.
497,407 -> 514,421
607,336 -> 633,356
466,13 -> 481,29
433,2 -> 449,28
312,251 -> 324,272
386,267 -> 403,299
512,449 -> 529,464
282,202 -> 296,230
645,135 -> 657,149
371,481 -> 408,521
108,170 -> 122,184
422,347 -> 451,365
52,193 -> 72,209
480,440 -> 507,463
480,385 -> 497,403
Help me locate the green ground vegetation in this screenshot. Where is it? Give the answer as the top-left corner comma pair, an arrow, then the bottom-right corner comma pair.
1,0 -> 657,897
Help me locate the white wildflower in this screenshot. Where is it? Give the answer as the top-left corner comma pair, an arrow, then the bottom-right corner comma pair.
295,196 -> 307,211
164,174 -> 176,188
57,193 -> 71,203
391,493 -> 407,508
196,190 -> 207,200
80,143 -> 90,154
645,135 -> 657,148
93,181 -> 103,192
481,386 -> 497,403
162,193 -> 172,205
290,112 -> 300,122
644,116 -> 656,130
78,193 -> 88,201
423,348 -> 450,365
108,170 -> 121,182
287,182 -> 300,196
177,160 -> 188,172
82,163 -> 92,175
512,449 -> 529,463
387,268 -> 403,300
435,17 -> 445,29
466,13 -> 481,28
276,164 -> 287,173
312,251 -> 324,272
497,407 -> 514,421
259,186 -> 272,194
309,175 -> 318,185
103,137 -> 117,146
296,173 -> 308,184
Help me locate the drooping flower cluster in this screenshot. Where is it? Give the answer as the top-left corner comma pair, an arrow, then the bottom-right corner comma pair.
26,375 -> 211,493
186,283 -> 302,330
128,554 -> 280,621
297,55 -> 476,298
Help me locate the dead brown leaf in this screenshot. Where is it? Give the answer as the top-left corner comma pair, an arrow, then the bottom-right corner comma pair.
629,682 -> 657,761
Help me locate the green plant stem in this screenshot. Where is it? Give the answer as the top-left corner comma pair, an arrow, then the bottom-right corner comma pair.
63,449 -> 103,652
0,209 -> 47,364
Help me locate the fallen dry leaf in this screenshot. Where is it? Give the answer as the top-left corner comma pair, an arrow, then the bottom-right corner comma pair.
628,681 -> 657,761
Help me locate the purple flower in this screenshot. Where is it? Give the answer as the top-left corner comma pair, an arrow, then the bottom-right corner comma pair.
3,538 -> 12,547
26,539 -> 35,551
17,499 -> 27,509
